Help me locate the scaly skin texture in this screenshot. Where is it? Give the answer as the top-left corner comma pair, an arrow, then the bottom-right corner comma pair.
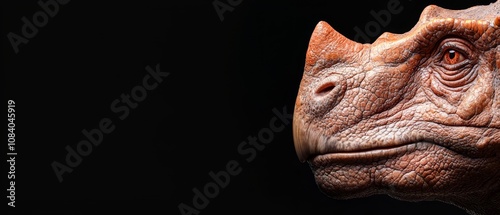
293,1 -> 500,215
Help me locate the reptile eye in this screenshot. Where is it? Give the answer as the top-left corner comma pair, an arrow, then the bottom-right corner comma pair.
435,39 -> 475,71
431,39 -> 477,90
442,49 -> 466,65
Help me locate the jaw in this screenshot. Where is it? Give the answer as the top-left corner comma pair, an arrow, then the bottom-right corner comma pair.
305,138 -> 500,214
308,142 -> 499,201
310,142 -> 465,199
294,110 -> 500,213
308,142 -> 430,200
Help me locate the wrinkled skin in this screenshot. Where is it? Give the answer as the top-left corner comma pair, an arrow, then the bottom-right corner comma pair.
293,1 -> 500,215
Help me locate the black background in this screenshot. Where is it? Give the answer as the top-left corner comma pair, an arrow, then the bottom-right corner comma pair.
3,0 -> 496,214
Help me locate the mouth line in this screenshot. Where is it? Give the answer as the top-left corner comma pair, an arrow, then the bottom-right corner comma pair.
309,142 -> 429,163
294,119 -> 491,163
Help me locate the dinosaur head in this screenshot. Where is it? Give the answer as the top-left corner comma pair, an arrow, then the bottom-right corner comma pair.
293,1 -> 500,214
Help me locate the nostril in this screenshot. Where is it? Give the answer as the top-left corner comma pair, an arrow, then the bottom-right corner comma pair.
308,74 -> 346,115
310,74 -> 346,114
315,82 -> 336,96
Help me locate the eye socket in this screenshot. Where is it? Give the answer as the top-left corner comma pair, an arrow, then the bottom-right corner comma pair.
442,49 -> 466,65
431,38 -> 477,90
435,39 -> 475,70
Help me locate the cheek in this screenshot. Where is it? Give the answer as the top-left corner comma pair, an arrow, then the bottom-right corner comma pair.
456,68 -> 493,120
375,145 -> 453,191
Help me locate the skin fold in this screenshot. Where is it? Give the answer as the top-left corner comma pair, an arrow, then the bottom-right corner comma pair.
293,1 -> 500,215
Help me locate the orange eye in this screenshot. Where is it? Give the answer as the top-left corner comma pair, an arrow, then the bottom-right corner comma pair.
443,49 -> 465,65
